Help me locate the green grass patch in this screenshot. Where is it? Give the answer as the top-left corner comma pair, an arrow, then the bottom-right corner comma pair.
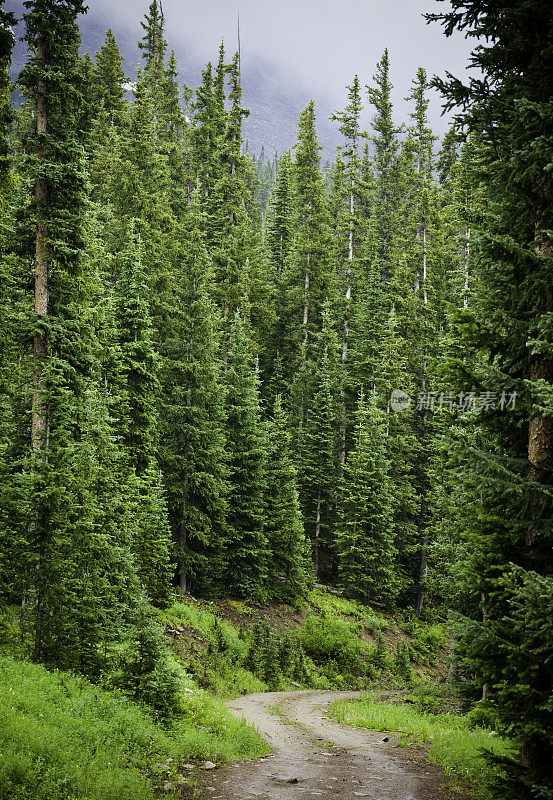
0,655 -> 268,800
160,601 -> 244,657
159,601 -> 269,697
329,696 -> 513,797
307,589 -> 381,630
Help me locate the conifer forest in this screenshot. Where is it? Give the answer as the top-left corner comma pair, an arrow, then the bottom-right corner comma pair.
1,2 -> 553,800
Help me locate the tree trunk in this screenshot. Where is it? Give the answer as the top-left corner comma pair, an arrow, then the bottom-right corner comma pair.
313,488 -> 321,579
527,355 -> 553,488
481,592 -> 489,700
414,532 -> 428,618
302,257 -> 310,335
463,225 -> 470,310
178,520 -> 188,594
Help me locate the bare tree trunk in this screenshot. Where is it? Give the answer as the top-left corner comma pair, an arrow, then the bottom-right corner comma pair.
414,532 -> 428,618
463,225 -> 470,310
527,355 -> 553,490
302,257 -> 310,334
178,520 -> 188,594
480,592 -> 490,700
313,488 -> 321,579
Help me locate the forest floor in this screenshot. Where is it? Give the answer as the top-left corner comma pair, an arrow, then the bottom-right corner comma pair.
188,690 -> 468,800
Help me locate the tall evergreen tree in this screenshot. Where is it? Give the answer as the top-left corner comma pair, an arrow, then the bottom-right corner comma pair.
93,28 -> 126,121
160,191 -> 228,596
223,312 -> 269,599
366,49 -> 400,289
298,311 -> 341,580
429,1 -> 553,794
285,102 -> 334,431
265,395 -> 310,600
113,226 -> 172,606
337,390 -> 395,605
331,76 -> 368,465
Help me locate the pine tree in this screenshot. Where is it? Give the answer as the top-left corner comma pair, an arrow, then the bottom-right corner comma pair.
429,1 -> 553,793
223,313 -> 269,599
331,76 -> 368,466
265,395 -> 310,600
264,149 -> 295,399
138,0 -> 166,147
94,28 -> 126,121
285,102 -> 334,430
159,190 -> 228,596
0,1 -> 13,204
18,0 -> 92,663
0,1 -> 21,606
113,226 -> 172,606
267,150 -> 294,277
394,68 -> 441,617
337,391 -> 396,605
366,49 -> 400,289
298,312 -> 341,580
331,75 -> 365,367
10,3 -> 177,714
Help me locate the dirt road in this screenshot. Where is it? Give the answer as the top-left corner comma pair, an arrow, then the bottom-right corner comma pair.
191,690 -> 466,800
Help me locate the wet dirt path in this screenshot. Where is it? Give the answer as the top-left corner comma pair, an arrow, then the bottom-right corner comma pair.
191,690 -> 466,800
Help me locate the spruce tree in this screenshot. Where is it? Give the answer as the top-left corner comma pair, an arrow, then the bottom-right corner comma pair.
366,49 -> 400,289
264,149 -> 295,399
265,395 -> 310,600
223,312 -> 269,599
337,391 -> 395,605
331,76 -> 368,465
18,0 -> 93,664
0,1 -> 20,606
285,102 -> 334,432
12,2 -> 177,713
93,29 -> 126,121
429,1 -> 553,793
113,226 -> 172,606
298,312 -> 341,580
159,191 -> 228,596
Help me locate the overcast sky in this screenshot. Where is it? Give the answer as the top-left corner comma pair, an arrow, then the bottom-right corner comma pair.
7,0 -> 475,147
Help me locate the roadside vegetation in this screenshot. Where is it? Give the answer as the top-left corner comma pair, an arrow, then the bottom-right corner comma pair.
329,693 -> 514,798
160,589 -> 450,696
0,654 -> 268,800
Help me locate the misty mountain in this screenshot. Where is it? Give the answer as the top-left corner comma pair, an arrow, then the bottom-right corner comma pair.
9,15 -> 343,161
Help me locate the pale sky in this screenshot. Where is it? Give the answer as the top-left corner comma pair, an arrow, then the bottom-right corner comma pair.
7,0 -> 474,152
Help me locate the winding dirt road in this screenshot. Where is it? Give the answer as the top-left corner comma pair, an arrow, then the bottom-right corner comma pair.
192,690 -> 466,800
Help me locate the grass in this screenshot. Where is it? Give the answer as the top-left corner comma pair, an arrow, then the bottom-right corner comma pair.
160,600 -> 268,698
160,593 -> 451,695
0,655 -> 268,800
329,696 -> 513,798
307,588 -> 382,631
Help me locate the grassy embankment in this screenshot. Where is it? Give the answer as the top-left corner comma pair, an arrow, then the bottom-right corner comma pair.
0,654 -> 267,800
329,693 -> 514,798
160,587 -> 450,696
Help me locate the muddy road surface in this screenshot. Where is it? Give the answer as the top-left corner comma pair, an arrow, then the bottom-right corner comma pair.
191,690 -> 466,800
